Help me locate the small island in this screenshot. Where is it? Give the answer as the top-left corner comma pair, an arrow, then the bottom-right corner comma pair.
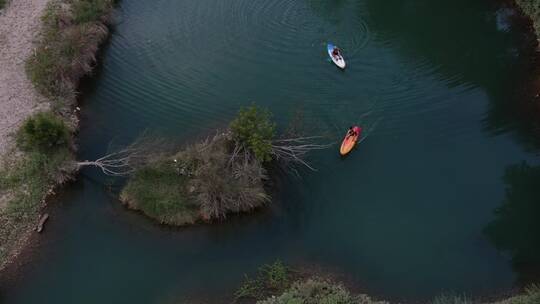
120,105 -> 326,225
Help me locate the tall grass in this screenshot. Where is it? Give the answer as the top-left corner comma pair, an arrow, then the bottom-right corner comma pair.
1,111 -> 74,267
26,0 -> 114,108
0,145 -> 74,267
120,160 -> 198,226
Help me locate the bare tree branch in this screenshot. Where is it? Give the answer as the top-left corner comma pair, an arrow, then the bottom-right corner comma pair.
75,133 -> 169,176
271,136 -> 334,172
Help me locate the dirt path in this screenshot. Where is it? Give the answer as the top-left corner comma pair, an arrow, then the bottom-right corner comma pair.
0,0 -> 49,158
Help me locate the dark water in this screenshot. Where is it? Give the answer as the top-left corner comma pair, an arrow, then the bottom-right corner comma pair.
2,0 -> 540,303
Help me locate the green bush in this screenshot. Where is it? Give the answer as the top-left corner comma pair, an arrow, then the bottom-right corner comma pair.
17,112 -> 69,151
261,260 -> 289,290
230,105 -> 276,162
0,0 -> 6,10
235,260 -> 290,301
71,0 -> 113,24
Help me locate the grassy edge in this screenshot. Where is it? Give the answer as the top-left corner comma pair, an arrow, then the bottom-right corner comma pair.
0,146 -> 74,268
0,0 -> 116,270
235,262 -> 540,304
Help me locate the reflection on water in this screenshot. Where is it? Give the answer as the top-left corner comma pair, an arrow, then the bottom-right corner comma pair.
364,0 -> 540,152
485,162 -> 540,284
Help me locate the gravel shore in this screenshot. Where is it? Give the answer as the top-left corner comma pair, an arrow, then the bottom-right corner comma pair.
0,0 -> 49,158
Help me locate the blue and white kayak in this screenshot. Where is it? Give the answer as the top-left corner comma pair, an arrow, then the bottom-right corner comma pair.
327,43 -> 346,69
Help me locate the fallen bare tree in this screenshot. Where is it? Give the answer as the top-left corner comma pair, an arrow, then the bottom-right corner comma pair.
78,131 -> 333,178
74,134 -> 170,176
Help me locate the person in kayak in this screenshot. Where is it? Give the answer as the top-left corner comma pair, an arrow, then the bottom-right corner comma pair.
332,47 -> 341,58
347,126 -> 356,137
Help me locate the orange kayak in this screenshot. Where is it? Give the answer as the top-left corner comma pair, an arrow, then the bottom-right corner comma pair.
340,126 -> 362,156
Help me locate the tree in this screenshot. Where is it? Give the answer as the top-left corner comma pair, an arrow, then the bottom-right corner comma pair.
230,105 -> 276,162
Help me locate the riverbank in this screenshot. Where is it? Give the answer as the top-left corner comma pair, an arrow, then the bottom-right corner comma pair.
257,281 -> 540,304
0,0 -> 52,271
234,262 -> 540,304
0,0 -> 115,271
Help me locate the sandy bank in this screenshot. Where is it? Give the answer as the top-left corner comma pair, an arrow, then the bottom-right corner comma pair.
0,0 -> 49,158
0,0 -> 49,272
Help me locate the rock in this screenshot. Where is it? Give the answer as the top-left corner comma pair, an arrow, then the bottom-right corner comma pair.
36,213 -> 49,233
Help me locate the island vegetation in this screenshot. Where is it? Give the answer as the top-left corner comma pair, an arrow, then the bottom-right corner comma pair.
120,106 -> 328,225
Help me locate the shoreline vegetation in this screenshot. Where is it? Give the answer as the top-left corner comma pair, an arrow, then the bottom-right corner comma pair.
233,262 -> 540,304
0,0 -> 115,270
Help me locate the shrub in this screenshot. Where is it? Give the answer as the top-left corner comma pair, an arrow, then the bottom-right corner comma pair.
175,133 -> 269,220
260,260 -> 289,290
235,260 -> 290,301
0,0 -> 6,10
17,112 -> 69,152
71,0 -> 113,24
257,279 -> 388,304
230,105 -> 276,163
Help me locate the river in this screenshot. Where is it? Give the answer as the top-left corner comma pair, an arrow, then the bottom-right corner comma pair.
2,0 -> 540,303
